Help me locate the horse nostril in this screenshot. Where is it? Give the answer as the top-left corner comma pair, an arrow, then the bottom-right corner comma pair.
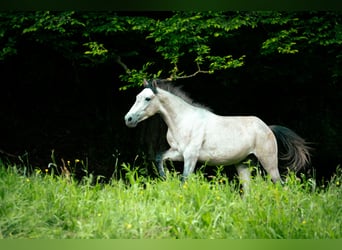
127,117 -> 132,122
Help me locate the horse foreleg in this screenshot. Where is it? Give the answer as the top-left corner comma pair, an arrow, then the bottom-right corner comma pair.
156,153 -> 166,178
181,149 -> 199,182
156,148 -> 183,179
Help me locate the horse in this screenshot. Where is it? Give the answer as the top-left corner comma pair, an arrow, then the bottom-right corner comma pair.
124,79 -> 311,189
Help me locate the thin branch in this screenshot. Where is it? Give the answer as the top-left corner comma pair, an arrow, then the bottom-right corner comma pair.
115,56 -> 131,74
0,149 -> 18,158
171,70 -> 210,80
167,62 -> 210,81
115,55 -> 210,82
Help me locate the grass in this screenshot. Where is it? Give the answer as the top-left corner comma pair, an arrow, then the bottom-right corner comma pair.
0,161 -> 341,239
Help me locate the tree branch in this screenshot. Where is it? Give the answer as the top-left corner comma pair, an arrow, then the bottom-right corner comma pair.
0,149 -> 18,158
115,56 -> 210,83
167,62 -> 210,81
115,56 -> 131,74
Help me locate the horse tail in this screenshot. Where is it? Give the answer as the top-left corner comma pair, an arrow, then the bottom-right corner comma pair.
269,125 -> 311,172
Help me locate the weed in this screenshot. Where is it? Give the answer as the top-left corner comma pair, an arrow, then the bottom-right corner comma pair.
0,161 -> 341,239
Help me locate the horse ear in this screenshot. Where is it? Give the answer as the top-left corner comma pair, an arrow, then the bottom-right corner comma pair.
152,79 -> 158,89
143,79 -> 149,87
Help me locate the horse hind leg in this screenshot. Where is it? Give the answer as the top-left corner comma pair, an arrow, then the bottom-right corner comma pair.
235,163 -> 251,192
253,130 -> 283,184
257,152 -> 282,184
235,155 -> 281,193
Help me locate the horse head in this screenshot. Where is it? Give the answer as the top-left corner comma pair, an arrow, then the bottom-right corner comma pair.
124,80 -> 160,127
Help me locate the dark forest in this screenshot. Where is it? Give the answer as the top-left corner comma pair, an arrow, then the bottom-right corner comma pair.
0,11 -> 341,182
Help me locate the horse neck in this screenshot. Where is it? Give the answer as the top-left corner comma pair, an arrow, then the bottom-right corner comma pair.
157,88 -> 194,130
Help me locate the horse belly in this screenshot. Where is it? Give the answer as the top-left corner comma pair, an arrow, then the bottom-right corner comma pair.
198,137 -> 254,166
198,119 -> 257,165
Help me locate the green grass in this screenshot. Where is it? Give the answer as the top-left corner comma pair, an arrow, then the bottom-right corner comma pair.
0,162 -> 341,239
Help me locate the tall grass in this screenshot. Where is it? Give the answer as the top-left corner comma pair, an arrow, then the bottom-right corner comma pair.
0,161 -> 341,239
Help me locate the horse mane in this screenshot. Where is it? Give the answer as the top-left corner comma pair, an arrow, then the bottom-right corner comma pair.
146,79 -> 211,111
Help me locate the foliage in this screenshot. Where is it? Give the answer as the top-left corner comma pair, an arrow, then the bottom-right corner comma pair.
0,161 -> 341,239
0,11 -> 341,88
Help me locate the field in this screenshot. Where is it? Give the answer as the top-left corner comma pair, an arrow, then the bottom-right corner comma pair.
0,161 -> 341,239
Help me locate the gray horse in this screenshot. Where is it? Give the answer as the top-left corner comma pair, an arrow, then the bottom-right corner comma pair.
125,80 -> 311,189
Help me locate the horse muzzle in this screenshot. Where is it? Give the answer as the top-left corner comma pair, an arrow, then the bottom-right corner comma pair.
124,115 -> 138,127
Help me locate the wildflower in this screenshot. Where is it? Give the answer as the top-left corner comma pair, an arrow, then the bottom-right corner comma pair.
302,220 -> 306,225
67,160 -> 71,166
45,168 -> 49,173
97,213 -> 102,217
125,223 -> 132,229
26,178 -> 30,182
75,159 -> 80,163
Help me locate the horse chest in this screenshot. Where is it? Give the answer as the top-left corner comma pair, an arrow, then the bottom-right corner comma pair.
166,122 -> 205,152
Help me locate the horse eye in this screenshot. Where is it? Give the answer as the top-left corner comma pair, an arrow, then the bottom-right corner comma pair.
145,97 -> 151,102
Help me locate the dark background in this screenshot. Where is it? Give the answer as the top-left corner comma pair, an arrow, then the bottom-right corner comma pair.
0,12 -> 341,182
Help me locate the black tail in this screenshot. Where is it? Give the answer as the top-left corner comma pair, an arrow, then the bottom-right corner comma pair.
269,125 -> 311,172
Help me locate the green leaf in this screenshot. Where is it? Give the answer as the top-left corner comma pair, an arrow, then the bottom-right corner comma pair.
83,42 -> 108,56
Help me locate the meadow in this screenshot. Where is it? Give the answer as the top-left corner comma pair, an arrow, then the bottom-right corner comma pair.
0,160 -> 341,239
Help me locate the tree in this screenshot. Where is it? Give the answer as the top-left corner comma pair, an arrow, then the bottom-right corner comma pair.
1,11 -> 341,89
1,11 -> 341,178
